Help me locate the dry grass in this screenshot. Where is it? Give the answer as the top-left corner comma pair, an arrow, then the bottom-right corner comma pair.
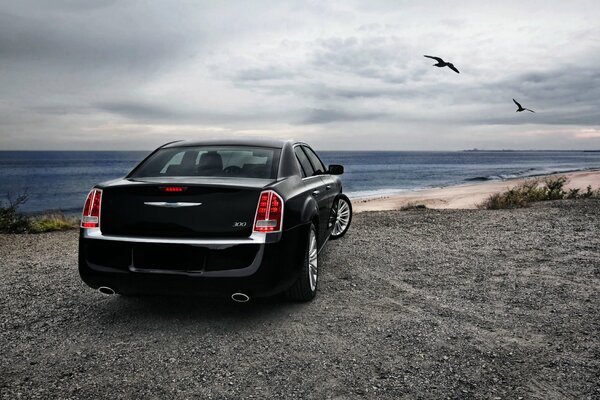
479,177 -> 599,209
29,213 -> 79,233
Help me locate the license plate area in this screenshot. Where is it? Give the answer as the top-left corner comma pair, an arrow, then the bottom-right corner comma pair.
133,244 -> 206,272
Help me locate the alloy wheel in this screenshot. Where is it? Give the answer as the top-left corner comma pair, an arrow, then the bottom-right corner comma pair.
332,198 -> 350,237
308,228 -> 318,291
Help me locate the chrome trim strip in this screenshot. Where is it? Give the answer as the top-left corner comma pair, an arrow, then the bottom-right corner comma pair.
143,202 -> 203,208
82,228 -> 266,245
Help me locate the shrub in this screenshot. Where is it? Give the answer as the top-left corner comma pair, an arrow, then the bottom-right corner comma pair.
0,193 -> 32,233
480,180 -> 546,209
479,177 -> 599,209
566,188 -> 580,199
0,192 -> 78,233
544,176 -> 567,200
400,203 -> 427,211
580,185 -> 595,199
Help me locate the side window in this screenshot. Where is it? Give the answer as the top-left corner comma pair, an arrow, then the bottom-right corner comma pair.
160,152 -> 184,174
302,146 -> 326,175
294,146 -> 314,178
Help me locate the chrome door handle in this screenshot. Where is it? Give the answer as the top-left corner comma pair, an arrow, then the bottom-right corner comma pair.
325,185 -> 331,190
312,190 -> 321,196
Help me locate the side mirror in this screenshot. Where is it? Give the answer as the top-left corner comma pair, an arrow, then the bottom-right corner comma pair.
328,164 -> 344,175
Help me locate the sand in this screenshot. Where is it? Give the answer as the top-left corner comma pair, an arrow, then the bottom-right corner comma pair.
353,169 -> 600,212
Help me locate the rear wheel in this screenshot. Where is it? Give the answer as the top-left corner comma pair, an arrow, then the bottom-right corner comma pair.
330,195 -> 352,240
285,224 -> 318,302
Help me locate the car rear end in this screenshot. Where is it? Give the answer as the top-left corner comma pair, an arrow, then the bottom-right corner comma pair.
78,143 -> 308,299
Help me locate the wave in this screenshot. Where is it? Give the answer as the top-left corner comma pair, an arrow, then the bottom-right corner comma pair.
464,166 -> 600,183
464,176 -> 498,182
345,188 -> 413,200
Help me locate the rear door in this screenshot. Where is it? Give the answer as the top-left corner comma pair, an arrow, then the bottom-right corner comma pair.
301,146 -> 338,239
294,145 -> 329,245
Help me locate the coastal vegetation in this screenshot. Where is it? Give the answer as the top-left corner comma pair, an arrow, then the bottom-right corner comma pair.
400,203 -> 428,211
0,193 -> 78,234
480,177 -> 599,209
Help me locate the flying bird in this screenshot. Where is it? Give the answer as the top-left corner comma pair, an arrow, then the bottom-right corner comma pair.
512,99 -> 535,113
424,55 -> 460,74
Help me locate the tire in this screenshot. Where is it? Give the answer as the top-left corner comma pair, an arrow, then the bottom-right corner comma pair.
329,194 -> 352,240
285,224 -> 318,302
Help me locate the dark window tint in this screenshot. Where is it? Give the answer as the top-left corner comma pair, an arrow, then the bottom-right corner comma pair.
302,146 -> 326,175
130,146 -> 280,179
294,146 -> 314,177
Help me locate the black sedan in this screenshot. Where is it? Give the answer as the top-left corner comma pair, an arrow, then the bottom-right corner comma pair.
79,138 -> 352,302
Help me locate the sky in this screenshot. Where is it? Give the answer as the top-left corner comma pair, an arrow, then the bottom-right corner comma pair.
1,0 -> 600,150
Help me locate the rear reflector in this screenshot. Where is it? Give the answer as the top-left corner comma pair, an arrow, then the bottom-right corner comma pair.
253,190 -> 283,233
81,188 -> 102,228
159,186 -> 187,192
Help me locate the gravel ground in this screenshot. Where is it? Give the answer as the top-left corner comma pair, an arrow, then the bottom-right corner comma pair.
1,200 -> 599,399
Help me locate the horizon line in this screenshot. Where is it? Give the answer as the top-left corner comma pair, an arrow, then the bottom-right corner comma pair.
1,149 -> 599,152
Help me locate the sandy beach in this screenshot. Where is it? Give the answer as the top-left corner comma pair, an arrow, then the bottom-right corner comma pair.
354,169 -> 600,212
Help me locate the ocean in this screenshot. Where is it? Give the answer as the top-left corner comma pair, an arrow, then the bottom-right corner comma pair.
1,150 -> 600,214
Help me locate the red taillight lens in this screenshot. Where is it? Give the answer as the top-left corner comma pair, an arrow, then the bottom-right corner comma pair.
81,188 -> 102,228
253,190 -> 283,232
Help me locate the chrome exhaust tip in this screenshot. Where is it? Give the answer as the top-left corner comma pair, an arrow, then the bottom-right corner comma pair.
231,293 -> 250,303
98,286 -> 115,295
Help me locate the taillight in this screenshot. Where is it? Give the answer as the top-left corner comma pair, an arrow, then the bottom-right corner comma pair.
159,186 -> 187,192
253,190 -> 283,232
81,188 -> 102,228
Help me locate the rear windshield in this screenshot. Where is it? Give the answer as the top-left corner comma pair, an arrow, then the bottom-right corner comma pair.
130,146 -> 281,179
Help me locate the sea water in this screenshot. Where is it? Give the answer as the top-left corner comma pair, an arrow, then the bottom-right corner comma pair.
1,150 -> 600,214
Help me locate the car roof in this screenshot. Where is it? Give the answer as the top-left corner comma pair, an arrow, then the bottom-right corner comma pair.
162,137 -> 294,149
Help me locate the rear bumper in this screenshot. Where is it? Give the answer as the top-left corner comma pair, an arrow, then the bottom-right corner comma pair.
78,224 -> 310,298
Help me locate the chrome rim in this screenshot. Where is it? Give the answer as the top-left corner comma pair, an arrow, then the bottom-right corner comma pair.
332,199 -> 350,236
308,229 -> 318,291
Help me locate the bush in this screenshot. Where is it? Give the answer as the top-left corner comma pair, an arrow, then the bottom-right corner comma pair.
0,192 -> 78,233
544,176 -> 567,200
0,193 -> 32,233
479,177 -> 599,209
400,203 -> 427,211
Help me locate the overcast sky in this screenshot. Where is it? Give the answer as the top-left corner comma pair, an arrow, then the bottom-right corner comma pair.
1,0 -> 600,150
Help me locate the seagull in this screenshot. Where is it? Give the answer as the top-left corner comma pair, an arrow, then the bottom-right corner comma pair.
424,55 -> 460,73
512,98 -> 535,113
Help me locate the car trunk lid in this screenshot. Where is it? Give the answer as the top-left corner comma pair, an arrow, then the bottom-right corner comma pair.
100,178 -> 272,238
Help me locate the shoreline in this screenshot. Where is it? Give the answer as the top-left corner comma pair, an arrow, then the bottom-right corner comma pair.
353,169 -> 600,212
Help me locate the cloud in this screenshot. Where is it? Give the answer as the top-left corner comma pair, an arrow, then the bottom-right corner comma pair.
236,67 -> 297,82
1,1 -> 600,150
297,108 -> 386,125
574,129 -> 600,139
